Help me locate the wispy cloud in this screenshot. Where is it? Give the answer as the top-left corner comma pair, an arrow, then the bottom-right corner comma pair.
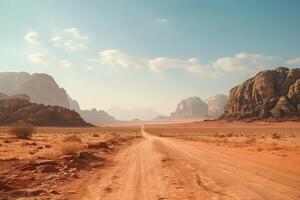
24,31 -> 41,45
155,18 -> 168,24
285,57 -> 300,65
98,50 -> 145,69
96,49 -> 276,77
27,52 -> 71,68
50,27 -> 88,51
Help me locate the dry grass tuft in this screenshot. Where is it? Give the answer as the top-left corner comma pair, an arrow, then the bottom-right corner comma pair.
271,133 -> 281,139
60,142 -> 84,155
63,135 -> 82,143
8,123 -> 36,139
244,137 -> 256,145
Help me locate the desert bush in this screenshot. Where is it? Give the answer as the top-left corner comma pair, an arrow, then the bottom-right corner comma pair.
244,137 -> 256,145
8,123 -> 36,139
60,142 -> 83,155
63,135 -> 82,143
271,133 -> 281,139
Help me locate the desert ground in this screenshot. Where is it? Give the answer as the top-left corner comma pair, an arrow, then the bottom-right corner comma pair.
0,121 -> 300,200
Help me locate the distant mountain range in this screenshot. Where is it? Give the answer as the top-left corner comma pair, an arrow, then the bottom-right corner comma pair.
107,106 -> 161,121
68,95 -> 116,124
0,72 -> 116,124
155,95 -> 227,120
1,66 -> 298,124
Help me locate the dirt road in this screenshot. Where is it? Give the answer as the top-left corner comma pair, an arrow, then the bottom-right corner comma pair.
75,126 -> 300,200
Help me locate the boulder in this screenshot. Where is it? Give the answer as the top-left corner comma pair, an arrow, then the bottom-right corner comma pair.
87,142 -> 109,149
39,165 -> 59,173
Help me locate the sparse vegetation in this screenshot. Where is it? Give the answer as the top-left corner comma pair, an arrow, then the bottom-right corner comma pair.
244,137 -> 256,145
145,122 -> 299,151
63,135 -> 82,143
61,142 -> 84,155
8,123 -> 36,139
271,132 -> 281,139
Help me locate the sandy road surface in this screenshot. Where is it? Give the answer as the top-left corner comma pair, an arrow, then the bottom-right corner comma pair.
75,127 -> 300,200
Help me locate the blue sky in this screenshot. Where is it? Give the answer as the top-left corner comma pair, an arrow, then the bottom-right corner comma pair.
0,0 -> 300,114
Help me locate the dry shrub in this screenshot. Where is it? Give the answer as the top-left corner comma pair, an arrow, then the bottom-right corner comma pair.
244,137 -> 256,145
63,135 -> 82,143
271,133 -> 281,139
61,142 -> 83,155
61,135 -> 83,155
8,123 -> 36,139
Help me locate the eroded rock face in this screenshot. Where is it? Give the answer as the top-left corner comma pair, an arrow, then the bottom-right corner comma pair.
171,96 -> 208,119
222,67 -> 300,120
208,94 -> 227,118
0,72 -> 69,108
0,99 -> 91,126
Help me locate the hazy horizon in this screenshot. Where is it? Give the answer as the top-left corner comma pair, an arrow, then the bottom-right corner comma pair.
1,0 -> 300,114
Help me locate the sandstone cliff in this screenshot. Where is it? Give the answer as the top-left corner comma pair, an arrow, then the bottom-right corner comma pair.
170,96 -> 208,119
0,72 -> 69,108
208,94 -> 227,118
222,67 -> 300,120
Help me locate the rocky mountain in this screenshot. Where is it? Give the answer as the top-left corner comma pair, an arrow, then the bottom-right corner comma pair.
68,96 -> 116,124
222,67 -> 300,120
170,96 -> 208,119
0,98 -> 91,126
107,106 -> 161,121
208,94 -> 227,118
67,95 -> 81,111
78,109 -> 116,124
0,72 -> 116,124
0,72 -> 69,108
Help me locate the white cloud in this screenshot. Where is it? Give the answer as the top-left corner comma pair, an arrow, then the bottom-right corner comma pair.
156,18 -> 168,23
24,32 -> 41,45
64,27 -> 88,40
27,52 -> 71,68
98,50 -> 145,68
148,57 -> 203,73
209,53 -> 276,73
285,57 -> 300,65
50,27 -> 88,51
97,50 -> 275,77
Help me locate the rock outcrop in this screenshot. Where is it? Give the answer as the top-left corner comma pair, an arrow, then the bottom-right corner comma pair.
208,94 -> 227,118
0,98 -> 91,126
170,97 -> 208,119
222,67 -> 300,120
0,72 -> 69,108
